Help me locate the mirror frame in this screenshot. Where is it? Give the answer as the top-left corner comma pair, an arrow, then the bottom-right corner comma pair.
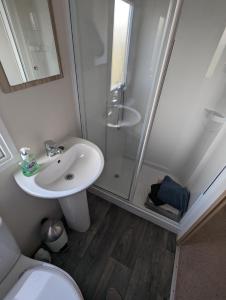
0,0 -> 63,93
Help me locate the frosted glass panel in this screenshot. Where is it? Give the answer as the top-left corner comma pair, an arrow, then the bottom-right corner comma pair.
111,0 -> 131,88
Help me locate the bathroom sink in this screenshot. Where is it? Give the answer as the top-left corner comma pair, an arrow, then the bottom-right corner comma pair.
14,137 -> 104,199
14,137 -> 104,232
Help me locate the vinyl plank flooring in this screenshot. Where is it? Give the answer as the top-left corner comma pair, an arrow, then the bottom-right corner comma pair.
73,206 -> 130,299
166,231 -> 177,254
52,193 -> 176,300
69,193 -> 112,258
93,257 -> 131,300
111,213 -> 147,268
51,194 -> 111,273
124,257 -> 152,300
125,223 -> 175,299
158,250 -> 175,299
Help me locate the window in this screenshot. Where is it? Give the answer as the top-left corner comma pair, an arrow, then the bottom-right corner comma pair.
111,0 -> 133,89
0,117 -> 18,171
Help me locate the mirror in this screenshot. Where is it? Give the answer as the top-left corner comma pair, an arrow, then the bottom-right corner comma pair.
0,0 -> 62,93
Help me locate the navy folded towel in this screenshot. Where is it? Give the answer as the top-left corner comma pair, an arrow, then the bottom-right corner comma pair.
157,176 -> 190,214
148,183 -> 164,206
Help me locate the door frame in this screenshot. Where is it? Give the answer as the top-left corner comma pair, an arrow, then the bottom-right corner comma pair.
178,192 -> 226,243
178,168 -> 226,242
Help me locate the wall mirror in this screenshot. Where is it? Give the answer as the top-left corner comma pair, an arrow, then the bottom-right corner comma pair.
0,0 -> 62,93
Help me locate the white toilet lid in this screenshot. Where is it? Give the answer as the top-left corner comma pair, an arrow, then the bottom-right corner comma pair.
4,266 -> 83,300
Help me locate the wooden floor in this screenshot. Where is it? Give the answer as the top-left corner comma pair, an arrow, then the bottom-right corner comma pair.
52,193 -> 176,300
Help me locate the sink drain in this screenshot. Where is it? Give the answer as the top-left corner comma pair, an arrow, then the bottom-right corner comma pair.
65,173 -> 74,181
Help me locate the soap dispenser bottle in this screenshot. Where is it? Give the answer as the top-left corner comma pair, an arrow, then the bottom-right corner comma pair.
19,147 -> 40,177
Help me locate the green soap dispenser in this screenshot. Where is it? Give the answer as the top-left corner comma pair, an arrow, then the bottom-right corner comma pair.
19,147 -> 40,177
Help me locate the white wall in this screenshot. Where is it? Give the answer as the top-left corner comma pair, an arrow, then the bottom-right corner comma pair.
0,0 -> 80,255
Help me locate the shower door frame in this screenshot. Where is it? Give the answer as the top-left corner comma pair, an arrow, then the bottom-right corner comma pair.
69,0 -> 184,232
128,0 -> 183,201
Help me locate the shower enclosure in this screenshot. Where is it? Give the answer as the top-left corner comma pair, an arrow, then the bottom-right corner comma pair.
70,0 -> 226,230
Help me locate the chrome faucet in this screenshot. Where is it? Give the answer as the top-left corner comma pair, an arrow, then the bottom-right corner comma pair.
44,140 -> 64,157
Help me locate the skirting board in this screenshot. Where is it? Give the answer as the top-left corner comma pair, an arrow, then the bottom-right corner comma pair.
170,246 -> 180,300
89,186 -> 180,234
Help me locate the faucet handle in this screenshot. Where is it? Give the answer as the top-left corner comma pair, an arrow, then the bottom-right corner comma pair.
44,140 -> 64,157
44,140 -> 56,149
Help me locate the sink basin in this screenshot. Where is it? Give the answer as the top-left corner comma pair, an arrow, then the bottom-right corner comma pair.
36,142 -> 101,193
14,137 -> 104,232
14,137 -> 104,199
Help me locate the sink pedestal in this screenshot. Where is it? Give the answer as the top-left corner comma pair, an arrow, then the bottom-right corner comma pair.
58,190 -> 90,232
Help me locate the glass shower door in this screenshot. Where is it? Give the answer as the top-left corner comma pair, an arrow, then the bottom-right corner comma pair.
70,0 -> 177,199
132,0 -> 226,221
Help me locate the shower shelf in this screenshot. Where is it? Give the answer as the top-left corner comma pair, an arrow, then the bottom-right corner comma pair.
106,104 -> 141,128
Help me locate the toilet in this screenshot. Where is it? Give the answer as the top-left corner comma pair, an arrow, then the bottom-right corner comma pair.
0,217 -> 84,300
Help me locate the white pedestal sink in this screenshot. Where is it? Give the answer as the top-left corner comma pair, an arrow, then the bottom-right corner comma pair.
14,137 -> 104,232
59,191 -> 90,232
